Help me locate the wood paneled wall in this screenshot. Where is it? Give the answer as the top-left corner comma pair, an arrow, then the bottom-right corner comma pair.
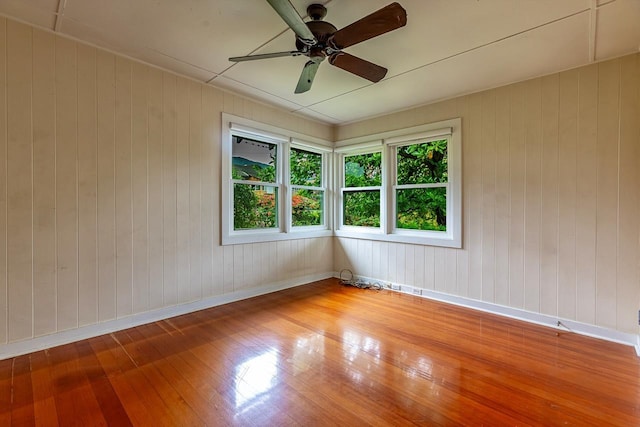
0,19 -> 333,345
0,15 -> 637,349
335,54 -> 640,335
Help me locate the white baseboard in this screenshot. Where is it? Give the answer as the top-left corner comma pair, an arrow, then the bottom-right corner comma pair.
337,272 -> 640,354
0,272 -> 334,360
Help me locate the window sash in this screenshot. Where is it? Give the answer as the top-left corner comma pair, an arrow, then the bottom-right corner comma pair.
222,113 -> 332,245
334,117 -> 461,248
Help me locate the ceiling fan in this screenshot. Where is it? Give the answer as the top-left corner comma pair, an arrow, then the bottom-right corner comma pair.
229,1 -> 407,94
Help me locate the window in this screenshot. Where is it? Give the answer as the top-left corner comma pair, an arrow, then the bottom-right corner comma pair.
232,135 -> 279,230
290,147 -> 325,227
335,118 -> 462,248
222,114 -> 332,245
393,138 -> 448,232
341,150 -> 382,228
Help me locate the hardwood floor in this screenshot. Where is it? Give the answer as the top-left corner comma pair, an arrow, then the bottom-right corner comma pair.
1,278 -> 639,426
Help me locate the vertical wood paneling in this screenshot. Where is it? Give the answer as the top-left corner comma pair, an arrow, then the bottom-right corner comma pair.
148,69 -> 164,309
1,15 -> 638,350
115,57 -> 133,318
371,241 -> 381,283
494,87 -> 510,306
222,245 -> 233,294
175,77 -> 190,304
523,79 -> 542,313
162,72 -> 177,305
0,18 -> 8,344
575,64 -> 598,325
540,74 -> 559,316
205,86 -> 224,295
77,44 -> 98,327
445,249 -> 457,295
616,55 -> 639,332
413,244 -> 425,290
387,242 -> 397,283
595,60 -> 620,329
467,94 -> 483,301
434,249 -> 446,293
32,30 -> 56,336
233,245 -> 244,290
393,242 -> 404,285
508,83 -> 526,309
557,69 -> 579,320
96,51 -> 116,322
423,245 -> 434,290
200,86 -> 214,297
56,36 -> 79,330
481,91 -> 496,302
455,96 -> 469,298
131,63 -> 149,313
335,55 -> 639,334
188,82 -> 202,301
379,241 -> 389,282
7,21 -> 33,341
0,18 -> 337,349
405,244 -> 415,287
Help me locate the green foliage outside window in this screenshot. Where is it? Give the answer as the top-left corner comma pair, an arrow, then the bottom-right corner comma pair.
233,181 -> 278,230
232,136 -> 278,230
396,140 -> 448,231
345,152 -> 382,187
344,191 -> 380,227
290,148 -> 324,226
232,141 -> 325,230
292,189 -> 323,226
343,152 -> 382,227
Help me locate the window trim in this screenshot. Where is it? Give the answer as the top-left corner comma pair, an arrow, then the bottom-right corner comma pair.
222,113 -> 333,245
334,118 -> 462,248
339,146 -> 385,232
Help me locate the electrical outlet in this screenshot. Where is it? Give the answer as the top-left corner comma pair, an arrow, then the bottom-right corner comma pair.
412,288 -> 422,296
391,283 -> 401,291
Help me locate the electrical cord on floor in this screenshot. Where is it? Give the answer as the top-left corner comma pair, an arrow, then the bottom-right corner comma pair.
339,269 -> 382,290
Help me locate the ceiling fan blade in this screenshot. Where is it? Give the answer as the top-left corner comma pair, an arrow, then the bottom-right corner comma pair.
295,60 -> 321,94
329,52 -> 387,83
329,2 -> 407,50
229,51 -> 302,62
266,0 -> 317,46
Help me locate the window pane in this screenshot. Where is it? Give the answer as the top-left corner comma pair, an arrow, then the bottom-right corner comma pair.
397,140 -> 447,185
233,184 -> 278,230
344,152 -> 382,187
292,189 -> 323,226
396,187 -> 446,231
343,190 -> 380,227
232,136 -> 277,183
290,148 -> 322,187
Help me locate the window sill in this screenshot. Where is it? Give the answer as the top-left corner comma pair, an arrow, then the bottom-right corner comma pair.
334,229 -> 461,248
222,228 -> 333,246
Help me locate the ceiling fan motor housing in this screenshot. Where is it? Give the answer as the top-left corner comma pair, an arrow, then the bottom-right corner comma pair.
295,20 -> 337,59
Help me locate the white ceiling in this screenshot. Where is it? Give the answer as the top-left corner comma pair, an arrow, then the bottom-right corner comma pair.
1,0 -> 638,124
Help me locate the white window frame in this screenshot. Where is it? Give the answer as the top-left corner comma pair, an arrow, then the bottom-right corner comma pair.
222,113 -> 333,245
337,143 -> 385,234
334,118 -> 462,248
289,141 -> 331,232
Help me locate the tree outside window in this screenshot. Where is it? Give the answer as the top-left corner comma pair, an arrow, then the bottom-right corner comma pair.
395,139 -> 448,231
231,136 -> 279,230
290,148 -> 324,227
342,152 -> 382,227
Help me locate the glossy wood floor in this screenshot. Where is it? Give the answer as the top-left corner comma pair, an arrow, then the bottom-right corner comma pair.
1,278 -> 640,426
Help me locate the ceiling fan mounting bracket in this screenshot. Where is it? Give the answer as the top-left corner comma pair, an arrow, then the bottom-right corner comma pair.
307,4 -> 327,21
